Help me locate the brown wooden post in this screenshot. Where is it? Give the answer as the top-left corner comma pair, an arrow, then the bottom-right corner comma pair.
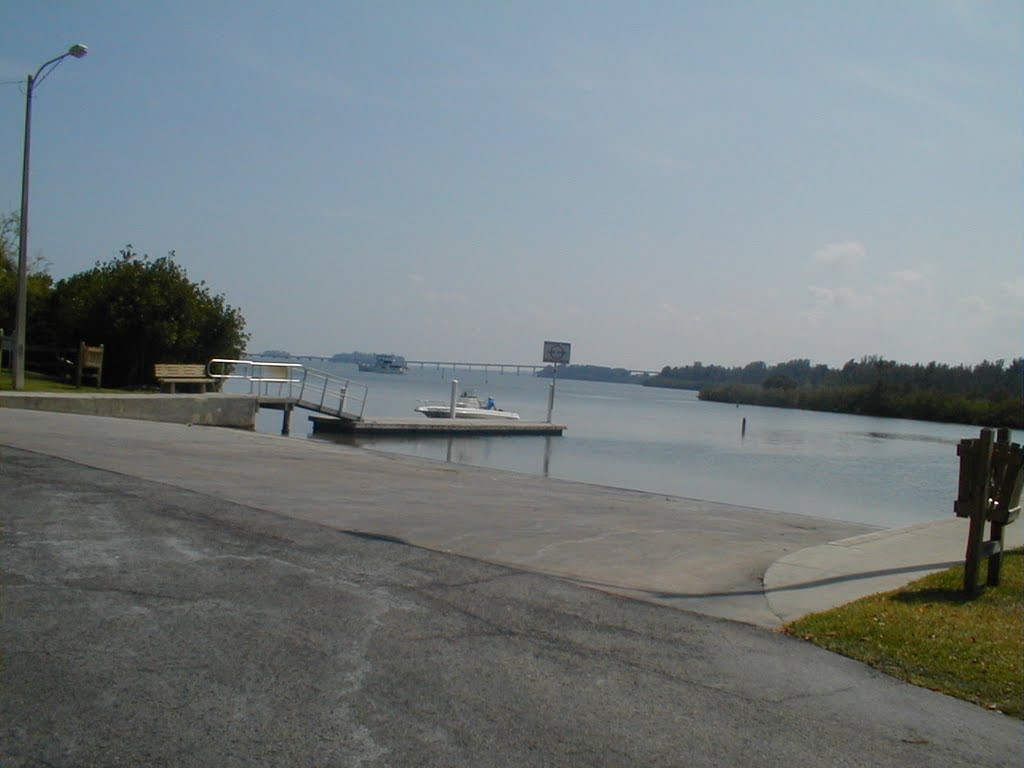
987,428 -> 1024,586
986,523 -> 1005,586
963,428 -> 994,596
985,429 -> 1009,585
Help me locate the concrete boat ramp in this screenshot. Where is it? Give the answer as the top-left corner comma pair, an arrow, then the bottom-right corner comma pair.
1,404 -> 1012,625
2,407 -> 1021,767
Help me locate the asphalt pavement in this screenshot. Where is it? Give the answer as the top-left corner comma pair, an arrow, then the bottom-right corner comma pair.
2,407 -> 1021,766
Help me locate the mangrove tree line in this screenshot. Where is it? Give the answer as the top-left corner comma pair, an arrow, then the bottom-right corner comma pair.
647,356 -> 1022,428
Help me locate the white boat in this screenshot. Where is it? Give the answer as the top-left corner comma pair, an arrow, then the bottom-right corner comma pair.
358,355 -> 406,374
415,393 -> 520,420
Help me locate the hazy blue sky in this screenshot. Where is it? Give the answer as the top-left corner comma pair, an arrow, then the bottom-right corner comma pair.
2,1 -> 1020,370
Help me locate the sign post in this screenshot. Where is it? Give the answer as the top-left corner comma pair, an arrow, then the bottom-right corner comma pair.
955,427 -> 1023,595
542,341 -> 571,423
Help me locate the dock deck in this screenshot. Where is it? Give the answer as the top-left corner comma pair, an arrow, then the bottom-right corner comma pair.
310,415 -> 566,436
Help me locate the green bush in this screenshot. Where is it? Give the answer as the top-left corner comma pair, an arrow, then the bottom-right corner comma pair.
49,246 -> 248,387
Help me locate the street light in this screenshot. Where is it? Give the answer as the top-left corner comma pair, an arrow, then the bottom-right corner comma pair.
11,43 -> 88,390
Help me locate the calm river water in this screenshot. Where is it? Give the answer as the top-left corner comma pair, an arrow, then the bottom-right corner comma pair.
250,362 -> 1004,529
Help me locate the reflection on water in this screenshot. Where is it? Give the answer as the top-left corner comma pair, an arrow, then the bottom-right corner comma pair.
756,427 -> 811,450
846,431 -> 959,446
426,433 -> 554,476
260,363 -> 1000,529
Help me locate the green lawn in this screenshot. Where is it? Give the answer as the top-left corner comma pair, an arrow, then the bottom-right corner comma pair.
787,548 -> 1023,717
0,370 -> 122,394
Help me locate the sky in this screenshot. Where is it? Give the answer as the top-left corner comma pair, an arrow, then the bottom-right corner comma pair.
1,1 -> 1020,371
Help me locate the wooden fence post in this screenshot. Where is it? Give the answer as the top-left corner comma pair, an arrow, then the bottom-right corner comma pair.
962,429 -> 994,596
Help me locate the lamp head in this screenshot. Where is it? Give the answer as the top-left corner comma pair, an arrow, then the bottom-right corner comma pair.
68,44 -> 88,59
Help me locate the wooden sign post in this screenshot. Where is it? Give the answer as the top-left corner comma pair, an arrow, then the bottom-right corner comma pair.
955,427 -> 1023,595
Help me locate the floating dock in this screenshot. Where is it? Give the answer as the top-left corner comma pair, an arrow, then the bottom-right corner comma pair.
309,415 -> 566,436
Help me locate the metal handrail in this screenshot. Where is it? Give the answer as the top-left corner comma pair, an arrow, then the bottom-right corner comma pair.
207,359 -> 367,420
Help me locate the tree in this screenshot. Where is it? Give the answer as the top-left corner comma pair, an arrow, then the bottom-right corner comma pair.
0,210 -> 54,344
0,211 -> 13,274
741,361 -> 767,383
50,246 -> 249,387
0,212 -> 14,330
762,374 -> 797,390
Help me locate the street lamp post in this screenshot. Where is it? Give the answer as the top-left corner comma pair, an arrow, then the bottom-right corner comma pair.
11,43 -> 88,390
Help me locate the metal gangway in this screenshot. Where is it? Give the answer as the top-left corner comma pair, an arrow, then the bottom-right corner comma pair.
207,359 -> 368,421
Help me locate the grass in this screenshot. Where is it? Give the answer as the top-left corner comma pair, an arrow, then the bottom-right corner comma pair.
786,548 -> 1023,717
0,369 -> 124,394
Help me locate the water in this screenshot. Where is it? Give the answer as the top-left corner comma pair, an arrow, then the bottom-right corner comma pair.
249,362 -> 995,529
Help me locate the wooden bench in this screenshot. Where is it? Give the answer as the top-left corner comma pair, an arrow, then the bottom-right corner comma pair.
154,363 -> 217,393
75,342 -> 104,388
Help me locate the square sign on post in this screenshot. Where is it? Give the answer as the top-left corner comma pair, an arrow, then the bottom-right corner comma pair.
542,341 -> 570,423
542,341 -> 571,365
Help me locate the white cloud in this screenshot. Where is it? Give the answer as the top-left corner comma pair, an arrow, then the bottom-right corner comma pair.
811,241 -> 867,267
806,283 -> 876,323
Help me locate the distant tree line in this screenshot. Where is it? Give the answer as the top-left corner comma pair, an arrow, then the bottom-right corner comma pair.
1,212 -> 248,388
648,356 -> 1022,428
647,359 -> 831,390
536,364 -> 651,383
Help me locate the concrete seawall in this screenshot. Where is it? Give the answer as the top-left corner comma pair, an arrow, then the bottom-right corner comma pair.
0,392 -> 258,429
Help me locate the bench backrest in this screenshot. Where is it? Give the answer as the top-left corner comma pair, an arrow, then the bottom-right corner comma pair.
154,363 -> 209,378
76,342 -> 103,388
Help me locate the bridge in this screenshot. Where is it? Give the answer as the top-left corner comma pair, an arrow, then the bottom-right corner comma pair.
405,360 -> 546,375
405,360 -> 658,377
284,356 -> 544,374
282,355 -> 657,377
